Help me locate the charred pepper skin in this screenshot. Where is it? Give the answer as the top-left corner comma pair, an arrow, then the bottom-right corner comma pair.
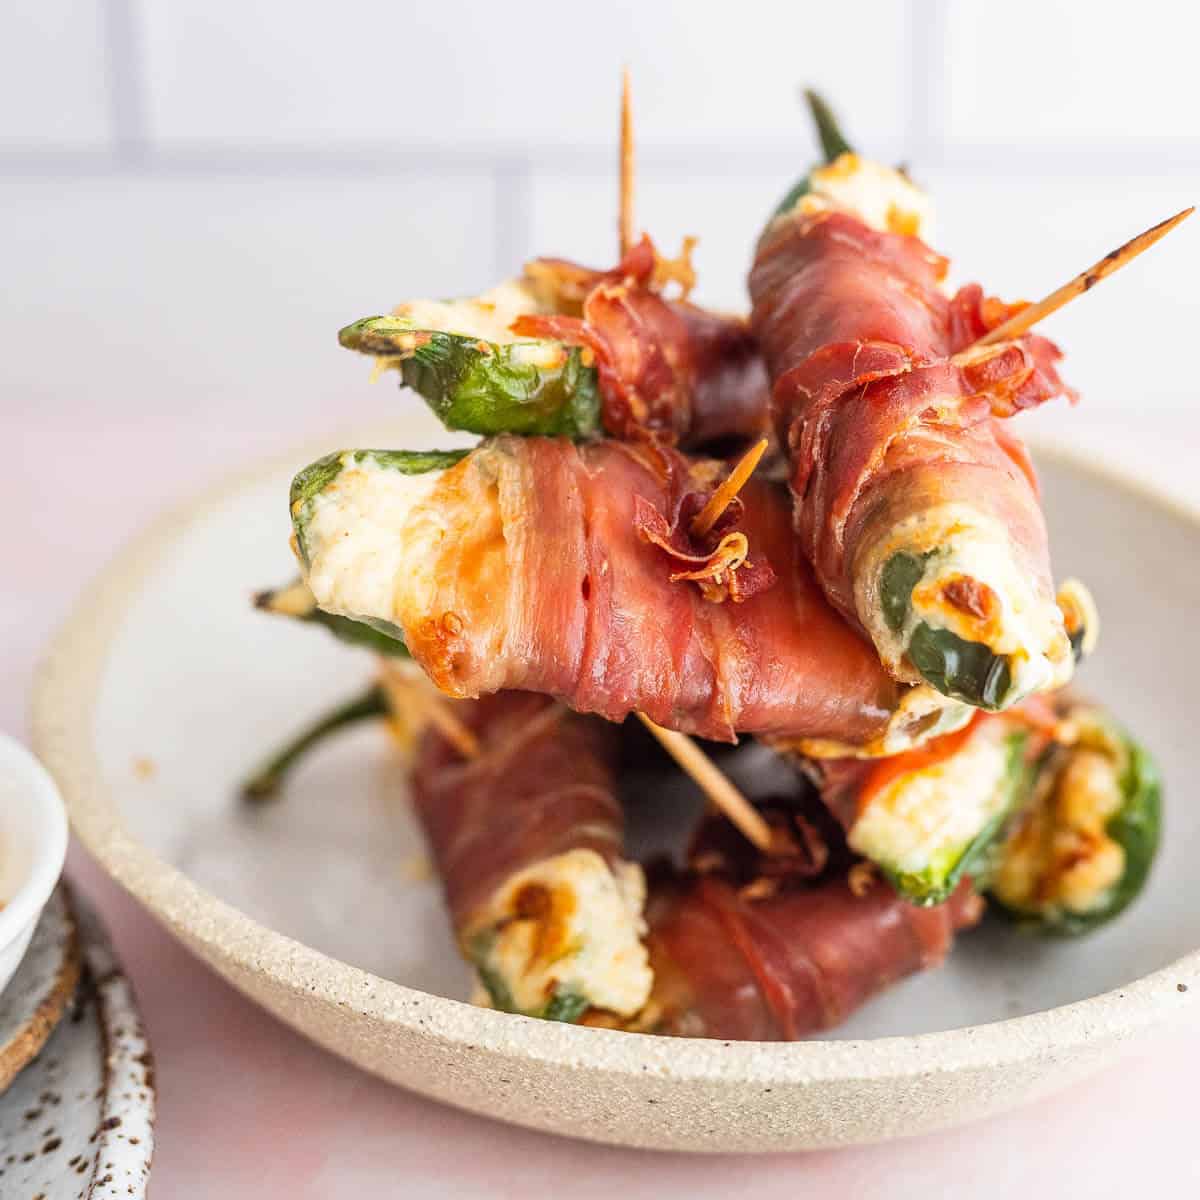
906,624 -> 1015,712
339,316 -> 602,439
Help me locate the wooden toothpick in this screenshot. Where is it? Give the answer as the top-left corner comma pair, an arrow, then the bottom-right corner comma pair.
418,691 -> 482,760
966,206 -> 1194,350
619,66 -> 636,257
690,437 -> 770,538
636,714 -> 774,853
616,69 -> 768,854
381,667 -> 481,760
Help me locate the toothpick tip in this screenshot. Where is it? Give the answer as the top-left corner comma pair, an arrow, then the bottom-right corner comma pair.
968,204 -> 1195,349
690,436 -> 770,538
1141,206 -> 1194,242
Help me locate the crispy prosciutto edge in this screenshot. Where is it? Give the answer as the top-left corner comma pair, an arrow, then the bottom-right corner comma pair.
518,235 -> 770,446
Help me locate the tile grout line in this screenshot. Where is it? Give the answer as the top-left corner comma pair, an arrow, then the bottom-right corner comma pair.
3,139 -> 1200,180
101,0 -> 149,165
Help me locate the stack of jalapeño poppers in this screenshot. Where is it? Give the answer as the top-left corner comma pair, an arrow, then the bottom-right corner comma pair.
247,91 -> 1163,1041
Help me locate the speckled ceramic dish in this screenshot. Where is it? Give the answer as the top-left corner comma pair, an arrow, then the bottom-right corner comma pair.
0,886 -> 155,1196
0,887 -> 79,1093
30,421 -> 1200,1152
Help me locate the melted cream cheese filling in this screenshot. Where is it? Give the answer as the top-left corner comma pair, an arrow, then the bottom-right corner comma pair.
392,278 -> 545,345
993,713 -> 1127,917
780,153 -> 936,244
850,718 -> 1013,877
470,849 -> 652,1018
796,683 -> 972,760
301,454 -> 450,631
858,503 -> 1074,702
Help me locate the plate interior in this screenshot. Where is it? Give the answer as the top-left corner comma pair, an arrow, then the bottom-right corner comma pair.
91,436 -> 1199,1039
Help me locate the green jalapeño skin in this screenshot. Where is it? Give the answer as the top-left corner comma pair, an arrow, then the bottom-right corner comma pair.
338,292 -> 601,440
986,706 -> 1162,936
874,537 -> 1089,713
255,578 -> 411,659
771,88 -> 855,218
287,446 -> 471,652
245,450 -> 467,803
880,551 -> 1017,711
290,446 -> 468,543
469,932 -> 590,1024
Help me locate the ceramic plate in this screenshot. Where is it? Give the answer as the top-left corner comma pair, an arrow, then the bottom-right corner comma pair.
0,886 -> 155,1196
0,888 -> 79,1093
31,421 -> 1200,1152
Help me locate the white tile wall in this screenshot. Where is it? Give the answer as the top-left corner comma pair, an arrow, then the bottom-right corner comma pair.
2,0 -> 1198,428
2,173 -> 495,431
526,167 -> 798,310
132,0 -> 910,154
943,1 -> 1200,153
922,166 -> 1200,412
0,1 -> 113,149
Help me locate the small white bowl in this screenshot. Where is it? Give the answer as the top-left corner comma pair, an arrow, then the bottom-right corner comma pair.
0,736 -> 69,996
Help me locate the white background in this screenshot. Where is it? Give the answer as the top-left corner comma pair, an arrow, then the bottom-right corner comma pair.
4,1 -> 1200,1193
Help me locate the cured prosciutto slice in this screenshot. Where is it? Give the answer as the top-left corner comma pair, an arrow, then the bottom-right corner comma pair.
409,695 -> 982,1038
295,437 -> 970,753
410,692 -> 623,931
749,208 -> 1080,708
645,869 -> 982,1040
518,235 -> 769,446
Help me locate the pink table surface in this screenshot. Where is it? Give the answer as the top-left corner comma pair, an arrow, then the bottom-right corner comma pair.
10,410 -> 1200,1197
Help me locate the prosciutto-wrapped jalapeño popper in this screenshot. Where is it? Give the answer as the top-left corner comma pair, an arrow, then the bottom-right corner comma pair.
339,235 -> 769,448
408,690 -> 653,1021
642,861 -> 982,1039
245,574 -> 1164,938
237,76 -> 1172,1052
802,693 -> 1162,915
805,710 -> 1033,905
243,671 -> 973,1029
409,692 -> 984,1038
984,697 -> 1161,935
749,92 -> 1096,711
242,585 -> 1162,1032
288,435 -> 975,756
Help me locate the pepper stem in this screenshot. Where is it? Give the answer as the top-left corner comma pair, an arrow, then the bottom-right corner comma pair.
241,684 -> 388,804
803,89 -> 854,163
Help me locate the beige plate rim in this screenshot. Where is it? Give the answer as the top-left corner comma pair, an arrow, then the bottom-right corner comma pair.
29,429 -> 1200,1085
